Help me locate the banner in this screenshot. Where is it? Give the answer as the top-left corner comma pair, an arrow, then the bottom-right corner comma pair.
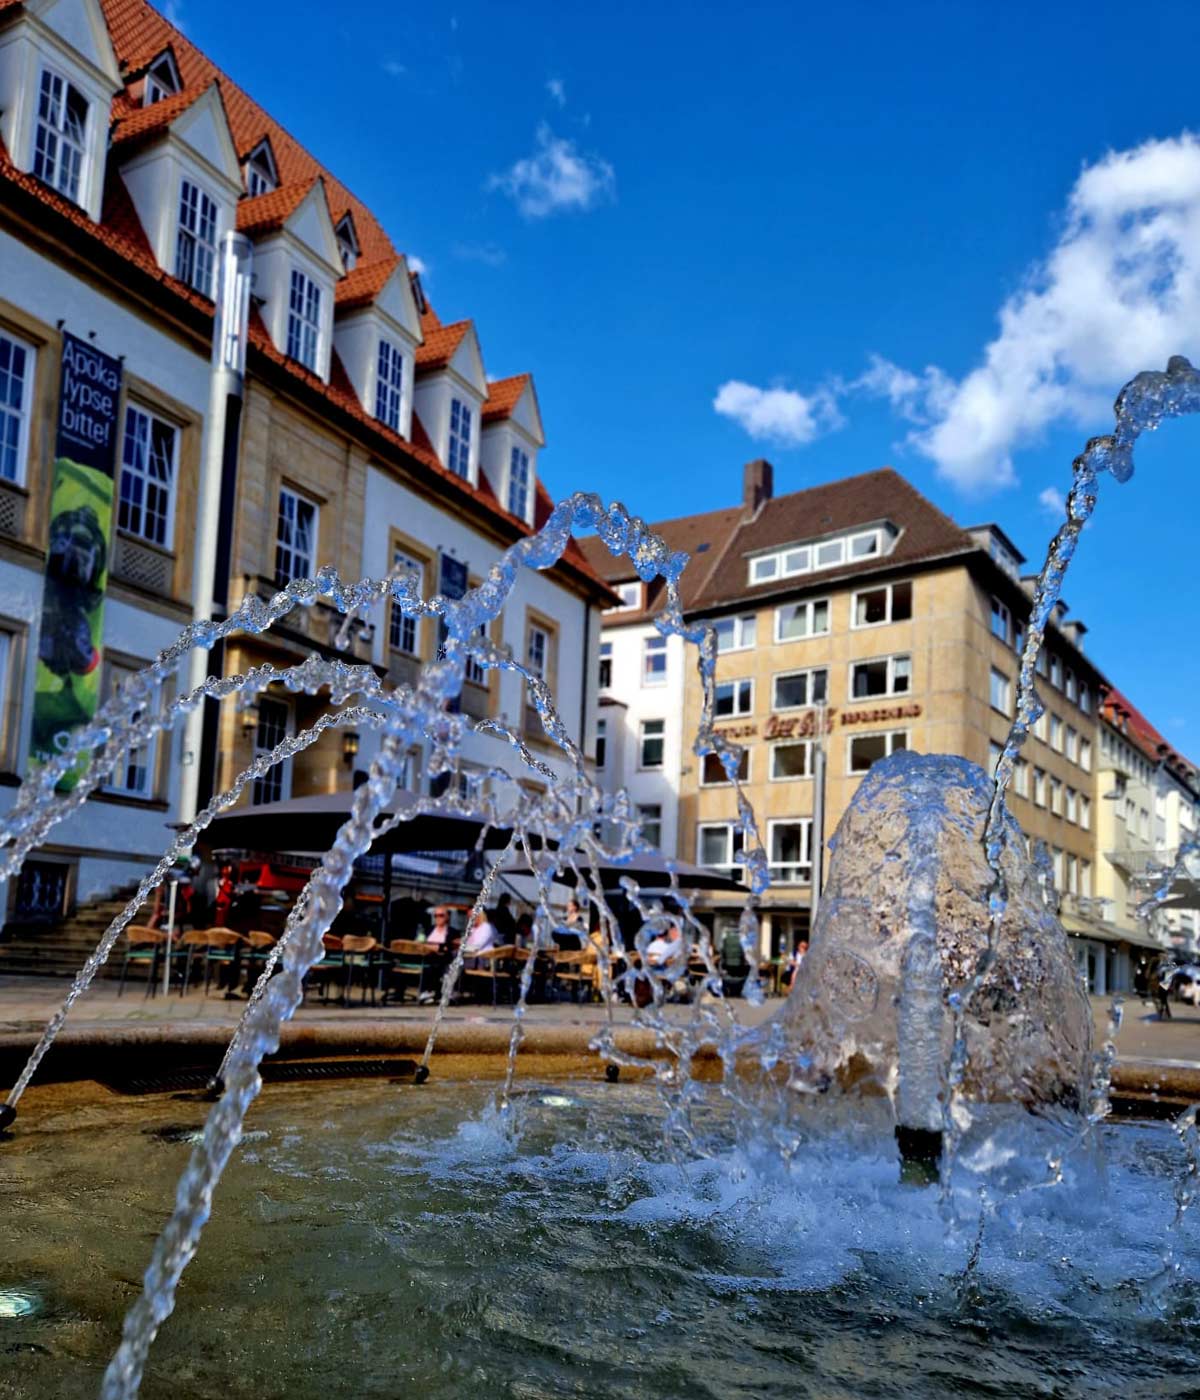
29,332 -> 123,789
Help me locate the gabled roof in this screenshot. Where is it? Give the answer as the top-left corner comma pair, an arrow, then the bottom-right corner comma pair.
1100,686 -> 1198,783
109,82 -> 201,147
482,374 -> 530,424
416,319 -> 471,372
235,178 -> 317,237
336,252 -> 401,310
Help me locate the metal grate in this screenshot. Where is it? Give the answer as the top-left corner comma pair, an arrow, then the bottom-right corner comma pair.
112,533 -> 172,593
0,481 -> 26,539
100,1057 -> 418,1096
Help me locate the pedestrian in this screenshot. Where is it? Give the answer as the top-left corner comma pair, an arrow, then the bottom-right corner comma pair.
1157,961 -> 1174,1021
491,892 -> 518,945
784,938 -> 809,993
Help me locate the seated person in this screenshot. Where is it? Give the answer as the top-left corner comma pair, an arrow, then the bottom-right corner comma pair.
645,923 -> 684,969
464,909 -> 499,954
426,906 -> 454,947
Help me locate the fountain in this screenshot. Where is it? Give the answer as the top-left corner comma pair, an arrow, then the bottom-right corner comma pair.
1,359 -> 1199,1397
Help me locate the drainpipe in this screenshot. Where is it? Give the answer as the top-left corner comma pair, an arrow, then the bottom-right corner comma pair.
179,232 -> 253,823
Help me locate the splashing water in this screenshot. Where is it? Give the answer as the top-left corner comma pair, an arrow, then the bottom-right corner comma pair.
0,360 -> 1198,1395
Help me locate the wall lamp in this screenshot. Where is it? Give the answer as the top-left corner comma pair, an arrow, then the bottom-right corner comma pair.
342,731 -> 360,766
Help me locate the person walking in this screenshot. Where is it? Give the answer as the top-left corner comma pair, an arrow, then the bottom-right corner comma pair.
1157,961 -> 1174,1021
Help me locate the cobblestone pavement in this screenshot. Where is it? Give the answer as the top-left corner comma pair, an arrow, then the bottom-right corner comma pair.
0,974 -> 1197,1065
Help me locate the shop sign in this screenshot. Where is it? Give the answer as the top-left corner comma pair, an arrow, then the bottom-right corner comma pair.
840,702 -> 922,726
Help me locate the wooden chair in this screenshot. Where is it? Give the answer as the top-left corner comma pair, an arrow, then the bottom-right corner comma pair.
118,926 -> 163,999
461,944 -> 517,1006
302,934 -> 344,1004
341,934 -> 380,1005
179,929 -> 246,997
549,949 -> 590,1003
384,939 -> 442,1004
244,931 -> 277,989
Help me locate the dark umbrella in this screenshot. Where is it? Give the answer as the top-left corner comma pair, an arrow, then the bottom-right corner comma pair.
503,851 -> 746,893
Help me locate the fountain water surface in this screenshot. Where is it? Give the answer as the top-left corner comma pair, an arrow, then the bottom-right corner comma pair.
1,359 -> 1199,1397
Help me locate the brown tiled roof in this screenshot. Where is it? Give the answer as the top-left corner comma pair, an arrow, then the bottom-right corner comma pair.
689,468 -> 975,612
336,253 -> 402,310
1100,686 -> 1198,781
482,374 -> 529,424
109,83 -> 204,147
415,319 -> 471,372
236,179 -> 319,237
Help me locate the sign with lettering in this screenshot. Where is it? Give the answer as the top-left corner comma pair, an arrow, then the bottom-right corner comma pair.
30,332 -> 123,789
714,722 -> 758,741
763,709 -> 835,741
840,702 -> 922,726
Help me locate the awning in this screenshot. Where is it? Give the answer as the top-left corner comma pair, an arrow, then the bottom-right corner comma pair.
1060,911 -> 1165,953
503,851 -> 746,893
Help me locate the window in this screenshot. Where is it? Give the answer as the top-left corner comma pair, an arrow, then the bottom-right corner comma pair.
775,598 -> 829,642
715,678 -> 754,717
698,822 -> 743,873
853,581 -> 912,627
714,614 -> 756,652
851,654 -> 911,699
1079,684 -> 1092,715
0,330 -> 34,485
1013,757 -> 1029,798
989,667 -> 1011,715
991,597 -> 1011,644
252,696 -> 291,805
464,621 -> 488,687
608,582 -> 641,612
1033,767 -> 1047,807
643,634 -> 668,686
286,269 -> 321,370
1014,621 -> 1026,657
144,54 -> 179,106
375,339 -> 404,431
388,548 -> 422,654
747,528 -> 895,585
1065,786 -> 1077,823
639,718 -> 665,769
1080,858 -> 1092,897
773,667 -> 828,710
1050,776 -> 1062,816
771,740 -> 813,779
103,660 -> 158,798
701,749 -> 749,785
448,397 -> 472,478
1065,725 -> 1078,763
750,554 -> 779,583
508,445 -> 531,518
989,740 -> 1003,777
1065,669 -> 1077,703
275,486 -> 317,586
33,69 -> 87,203
1036,649 -> 1047,678
244,141 -> 277,197
595,717 -> 607,769
175,180 -> 218,296
1080,794 -> 1091,832
1049,655 -> 1062,689
638,803 -> 663,848
1049,714 -> 1063,752
527,624 -> 549,680
816,538 -> 845,568
768,819 -> 812,883
1033,709 -> 1048,742
119,405 -> 177,548
598,640 -> 612,689
848,730 -> 908,773
1079,737 -> 1092,773
335,214 -> 359,272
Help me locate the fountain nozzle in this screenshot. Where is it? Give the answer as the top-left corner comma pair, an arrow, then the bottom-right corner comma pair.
0,1103 -> 16,1134
204,1076 -> 224,1102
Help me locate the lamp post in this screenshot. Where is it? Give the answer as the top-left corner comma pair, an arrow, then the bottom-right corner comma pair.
180,232 -> 254,824
810,697 -> 829,931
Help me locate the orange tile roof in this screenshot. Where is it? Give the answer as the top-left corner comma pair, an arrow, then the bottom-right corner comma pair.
415,319 -> 471,372
336,253 -> 401,310
236,178 -> 318,237
1100,686 -> 1198,780
109,83 -> 203,147
482,373 -> 529,424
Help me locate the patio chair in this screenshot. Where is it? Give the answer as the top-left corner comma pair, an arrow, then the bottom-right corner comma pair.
549,949 -> 590,1003
341,935 -> 381,1006
118,926 -> 163,999
461,944 -> 517,1006
179,929 -> 246,997
302,934 -> 344,1004
384,939 -> 442,1004
244,931 -> 278,989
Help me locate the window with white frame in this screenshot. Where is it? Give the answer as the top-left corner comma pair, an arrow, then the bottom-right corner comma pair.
0,330 -> 34,485
848,730 -> 908,773
773,666 -> 827,710
747,526 -> 895,585
989,667 -> 1011,715
508,445 -> 531,518
275,486 -> 318,586
989,740 -> 1003,777
143,53 -> 179,106
1065,668 -> 1077,703
526,623 -> 549,680
388,547 -> 422,654
1050,776 -> 1062,816
1014,620 -> 1026,656
595,717 -> 607,769
768,818 -> 812,883
244,141 -> 277,196
698,822 -> 743,873
465,621 -> 488,687
448,398 -> 472,478
33,68 -> 88,203
851,653 -> 911,700
1033,767 -> 1046,806
598,640 -> 612,689
642,634 -> 668,685
701,748 -> 749,785
639,718 -> 665,769
1080,858 -> 1092,897
102,659 -> 159,798
375,339 -> 404,431
771,740 -> 813,779
118,405 -> 177,548
1049,654 -> 1062,689
607,582 -> 641,612
335,214 -> 359,272
1080,794 -> 1091,831
775,598 -> 829,643
1065,725 -> 1078,763
638,803 -> 663,848
1079,737 -> 1092,773
715,678 -> 753,717
853,580 -> 912,627
286,269 -> 321,371
1033,709 -> 1048,742
1065,786 -> 1077,823
252,695 -> 291,804
1052,847 -> 1065,890
1079,683 -> 1092,715
1013,757 -> 1029,798
714,614 -> 756,652
991,597 -> 1011,644
175,180 -> 218,296
1049,714 -> 1063,752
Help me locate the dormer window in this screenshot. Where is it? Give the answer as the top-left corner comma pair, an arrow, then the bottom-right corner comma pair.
448,398 -> 472,478
33,68 -> 88,202
287,269 -> 321,371
508,446 -> 530,518
335,213 -> 360,272
144,52 -> 180,106
243,140 -> 277,197
747,523 -> 897,586
375,339 -> 404,431
175,179 -> 218,296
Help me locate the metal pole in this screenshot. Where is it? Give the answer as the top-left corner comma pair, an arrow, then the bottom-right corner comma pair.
179,233 -> 253,823
163,878 -> 178,998
811,742 -> 826,930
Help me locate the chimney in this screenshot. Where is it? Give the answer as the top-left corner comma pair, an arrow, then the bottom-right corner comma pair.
743,458 -> 773,514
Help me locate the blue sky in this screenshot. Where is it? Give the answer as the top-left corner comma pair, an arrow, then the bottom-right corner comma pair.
178,0 -> 1200,745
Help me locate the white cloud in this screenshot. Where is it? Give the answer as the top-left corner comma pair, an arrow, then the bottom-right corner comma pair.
713,381 -> 843,446
857,132 -> 1200,490
408,255 -> 429,278
546,78 -> 566,107
1038,486 -> 1067,517
452,241 -> 506,267
381,59 -> 406,78
162,0 -> 186,29
487,125 -> 615,219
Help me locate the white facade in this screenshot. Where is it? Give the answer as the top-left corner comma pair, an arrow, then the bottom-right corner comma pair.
595,607 -> 685,858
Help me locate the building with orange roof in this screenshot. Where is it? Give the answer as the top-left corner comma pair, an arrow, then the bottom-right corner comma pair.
0,0 -> 612,931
